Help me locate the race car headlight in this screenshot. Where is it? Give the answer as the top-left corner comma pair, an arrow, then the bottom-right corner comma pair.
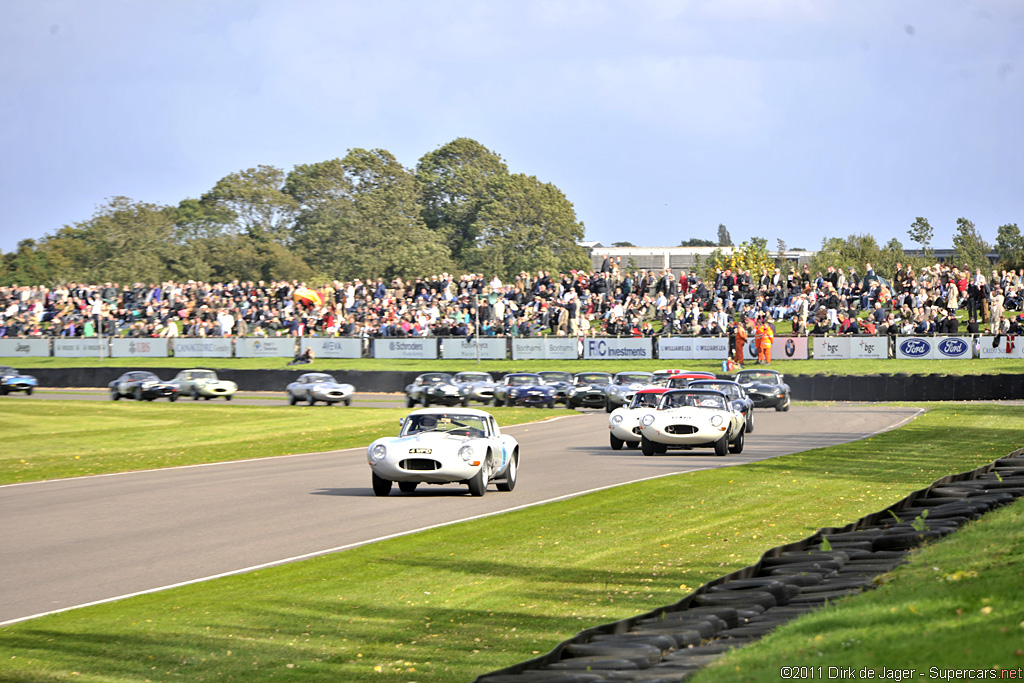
641,414 -> 655,427
710,415 -> 723,427
458,444 -> 475,462
370,444 -> 387,461
610,414 -> 623,425
509,389 -> 520,397
141,381 -> 156,389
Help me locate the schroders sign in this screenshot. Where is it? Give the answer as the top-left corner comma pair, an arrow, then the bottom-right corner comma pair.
172,338 -> 233,358
583,337 -> 652,360
895,336 -> 972,360
301,337 -> 362,359
511,337 -> 578,360
374,338 -> 437,360
109,338 -> 169,357
0,338 -> 50,356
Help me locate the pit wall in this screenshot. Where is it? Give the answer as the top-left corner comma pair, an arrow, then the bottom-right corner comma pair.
19,368 -> 1024,401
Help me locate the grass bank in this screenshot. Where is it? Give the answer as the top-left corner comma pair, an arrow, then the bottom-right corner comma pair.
5,355 -> 1024,376
0,402 -> 558,485
0,404 -> 1020,682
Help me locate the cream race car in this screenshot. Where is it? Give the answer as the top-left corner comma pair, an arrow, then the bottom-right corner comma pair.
638,389 -> 746,456
607,387 -> 668,450
172,369 -> 238,401
367,408 -> 519,497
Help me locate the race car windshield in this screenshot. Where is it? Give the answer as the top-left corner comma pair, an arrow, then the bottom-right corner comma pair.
739,372 -> 780,384
539,372 -> 572,383
506,375 -> 540,386
403,413 -> 489,438
630,393 -> 662,408
659,392 -> 727,410
615,373 -> 651,384
456,373 -> 490,383
307,375 -> 334,384
576,374 -> 611,385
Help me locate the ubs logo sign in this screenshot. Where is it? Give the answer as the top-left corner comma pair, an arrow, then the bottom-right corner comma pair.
937,338 -> 968,357
899,339 -> 930,357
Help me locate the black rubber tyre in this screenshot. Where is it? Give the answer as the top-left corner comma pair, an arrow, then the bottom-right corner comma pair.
371,472 -> 392,497
641,435 -> 656,456
0,387 -> 8,396
493,396 -> 504,407
25,387 -> 33,396
344,398 -> 351,406
496,452 -> 517,492
714,433 -> 729,456
134,388 -> 143,401
289,394 -> 298,405
169,394 -> 178,402
627,440 -> 640,449
745,411 -> 754,433
468,465 -> 487,497
610,434 -> 624,451
406,395 -> 415,408
548,401 -> 555,409
192,389 -> 201,400
656,442 -> 668,454
729,429 -> 744,454
460,396 -> 469,407
694,590 -> 777,610
422,395 -> 431,407
111,389 -> 120,401
777,395 -> 791,412
605,401 -> 613,413
225,395 -> 232,401
398,481 -> 418,493
308,394 -> 316,406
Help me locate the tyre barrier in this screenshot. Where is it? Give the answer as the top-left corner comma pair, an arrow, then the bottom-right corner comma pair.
472,448 -> 1024,683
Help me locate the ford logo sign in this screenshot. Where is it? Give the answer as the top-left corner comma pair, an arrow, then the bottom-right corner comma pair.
899,339 -> 931,357
938,338 -> 968,357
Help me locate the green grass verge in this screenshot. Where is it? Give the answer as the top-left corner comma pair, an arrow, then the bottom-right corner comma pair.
6,355 -> 1024,376
0,404 -> 1020,682
0,402 -> 560,485
695,497 -> 1024,681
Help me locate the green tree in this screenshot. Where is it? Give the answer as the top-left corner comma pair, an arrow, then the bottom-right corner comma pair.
0,239 -> 54,286
43,197 -> 177,283
995,223 -> 1024,270
468,173 -> 588,280
416,138 -> 509,268
952,217 -> 991,272
200,165 -> 299,243
679,238 -> 716,247
612,241 -> 636,247
707,239 -> 773,276
809,234 -> 882,275
289,149 -> 453,281
717,224 -> 733,247
908,216 -> 934,255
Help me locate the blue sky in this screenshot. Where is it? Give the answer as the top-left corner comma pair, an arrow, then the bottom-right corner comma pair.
2,0 -> 1021,254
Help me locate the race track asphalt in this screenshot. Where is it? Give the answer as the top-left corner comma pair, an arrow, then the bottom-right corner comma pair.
0,402 -> 921,625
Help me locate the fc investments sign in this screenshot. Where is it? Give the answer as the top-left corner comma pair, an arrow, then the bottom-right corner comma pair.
582,337 -> 652,360
374,338 -> 438,360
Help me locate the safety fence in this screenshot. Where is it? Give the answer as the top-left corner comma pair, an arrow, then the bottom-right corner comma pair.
0,334 -> 1019,360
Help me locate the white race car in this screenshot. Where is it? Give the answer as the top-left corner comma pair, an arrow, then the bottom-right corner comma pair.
285,372 -> 355,406
607,387 -> 668,450
367,408 -> 519,497
172,369 -> 238,401
638,389 -> 746,456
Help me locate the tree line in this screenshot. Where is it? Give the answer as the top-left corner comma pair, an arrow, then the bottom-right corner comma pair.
0,139 -> 590,287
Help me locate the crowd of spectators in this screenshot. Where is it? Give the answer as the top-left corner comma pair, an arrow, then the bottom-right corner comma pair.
1,258 -> 1022,341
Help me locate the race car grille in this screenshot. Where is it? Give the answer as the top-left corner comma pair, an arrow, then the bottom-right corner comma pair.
400,459 -> 442,471
631,427 -> 643,436
666,424 -> 698,435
